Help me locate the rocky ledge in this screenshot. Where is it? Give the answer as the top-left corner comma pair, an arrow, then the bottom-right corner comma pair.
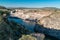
10,8 -> 60,39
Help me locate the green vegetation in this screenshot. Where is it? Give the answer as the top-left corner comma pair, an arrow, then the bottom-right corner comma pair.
19,35 -> 37,40
0,6 -> 60,40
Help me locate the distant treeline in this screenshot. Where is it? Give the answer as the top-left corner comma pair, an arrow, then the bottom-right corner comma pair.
0,6 -> 6,9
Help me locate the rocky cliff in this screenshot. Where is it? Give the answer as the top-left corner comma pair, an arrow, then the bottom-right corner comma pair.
10,7 -> 60,30
10,7 -> 60,39
0,7 -> 60,40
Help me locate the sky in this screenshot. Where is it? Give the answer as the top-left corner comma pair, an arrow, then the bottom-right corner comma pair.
0,0 -> 60,8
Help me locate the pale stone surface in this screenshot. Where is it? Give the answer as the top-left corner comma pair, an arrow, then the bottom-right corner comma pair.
40,13 -> 60,30
10,9 -> 52,20
8,8 -> 60,39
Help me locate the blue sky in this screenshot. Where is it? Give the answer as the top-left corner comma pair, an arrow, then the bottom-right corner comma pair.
0,0 -> 60,8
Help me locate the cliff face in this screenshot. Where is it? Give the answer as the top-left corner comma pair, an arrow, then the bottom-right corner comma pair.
37,11 -> 60,39
10,9 -> 53,20
40,12 -> 60,29
10,8 -> 60,30
1,7 -> 60,40
10,8 -> 60,39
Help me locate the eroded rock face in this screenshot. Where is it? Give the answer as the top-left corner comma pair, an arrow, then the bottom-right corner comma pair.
10,9 -> 60,39
10,9 -> 53,20
12,9 -> 60,39
40,13 -> 60,30
39,12 -> 60,39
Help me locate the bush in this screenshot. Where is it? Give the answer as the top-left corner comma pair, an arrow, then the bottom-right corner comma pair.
19,35 -> 37,40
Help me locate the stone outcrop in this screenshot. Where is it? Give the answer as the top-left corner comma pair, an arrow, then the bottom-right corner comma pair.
10,8 -> 60,39
37,11 -> 60,39
19,33 -> 45,40
10,9 -> 53,20
1,7 -> 60,40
